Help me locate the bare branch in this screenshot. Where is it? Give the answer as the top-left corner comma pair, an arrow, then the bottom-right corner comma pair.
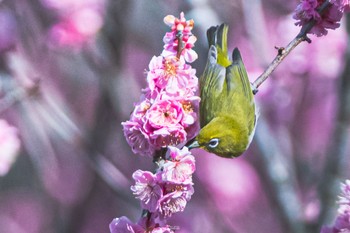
251,0 -> 332,94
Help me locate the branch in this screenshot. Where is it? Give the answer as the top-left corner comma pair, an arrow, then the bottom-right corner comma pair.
251,0 -> 332,94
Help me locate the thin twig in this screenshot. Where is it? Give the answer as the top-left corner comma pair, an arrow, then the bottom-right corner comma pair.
251,0 -> 332,94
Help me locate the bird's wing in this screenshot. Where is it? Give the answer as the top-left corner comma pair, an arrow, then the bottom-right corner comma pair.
200,45 -> 226,127
200,24 -> 231,127
225,48 -> 256,131
226,48 -> 253,102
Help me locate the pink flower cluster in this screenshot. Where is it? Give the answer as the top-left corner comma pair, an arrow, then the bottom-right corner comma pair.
110,146 -> 195,232
0,119 -> 20,176
293,0 -> 349,36
162,14 -> 198,63
122,12 -> 199,157
111,13 -> 198,233
321,180 -> 350,233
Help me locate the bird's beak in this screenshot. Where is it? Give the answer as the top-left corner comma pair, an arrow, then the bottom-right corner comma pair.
187,140 -> 200,150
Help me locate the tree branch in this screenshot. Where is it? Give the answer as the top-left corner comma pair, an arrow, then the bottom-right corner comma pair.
251,0 -> 332,94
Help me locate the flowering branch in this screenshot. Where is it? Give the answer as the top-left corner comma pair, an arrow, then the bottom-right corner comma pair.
251,0 -> 339,94
110,13 -> 199,232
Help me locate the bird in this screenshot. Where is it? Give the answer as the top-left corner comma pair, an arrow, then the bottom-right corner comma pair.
188,23 -> 257,158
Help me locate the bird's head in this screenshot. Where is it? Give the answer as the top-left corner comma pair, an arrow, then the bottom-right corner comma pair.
188,116 -> 249,158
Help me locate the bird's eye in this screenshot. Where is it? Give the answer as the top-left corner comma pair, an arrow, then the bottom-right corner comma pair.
208,138 -> 220,148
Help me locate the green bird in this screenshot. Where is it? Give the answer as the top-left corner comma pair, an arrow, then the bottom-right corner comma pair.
188,23 -> 257,158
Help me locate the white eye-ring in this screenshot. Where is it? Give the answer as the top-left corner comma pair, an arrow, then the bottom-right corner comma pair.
208,138 -> 220,148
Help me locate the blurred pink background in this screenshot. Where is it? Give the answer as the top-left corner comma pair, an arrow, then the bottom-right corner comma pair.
0,0 -> 349,232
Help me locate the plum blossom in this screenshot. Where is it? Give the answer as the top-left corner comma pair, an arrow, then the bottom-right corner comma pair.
0,119 -> 20,176
145,99 -> 187,148
131,170 -> 163,212
122,13 -> 199,157
293,0 -> 343,36
147,56 -> 198,97
160,146 -> 195,184
122,120 -> 155,157
123,95 -> 199,156
129,147 -> 195,220
321,180 -> 350,233
146,100 -> 184,129
123,96 -> 198,155
158,190 -> 188,218
157,181 -> 194,219
162,12 -> 198,63
116,13 -> 198,233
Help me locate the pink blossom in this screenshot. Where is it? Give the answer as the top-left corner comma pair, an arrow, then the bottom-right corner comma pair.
144,99 -> 189,148
118,12 -> 198,231
293,0 -> 343,36
149,125 -> 187,148
180,98 -> 199,128
161,12 -> 198,63
0,119 -> 20,176
159,192 -> 187,218
146,100 -> 184,129
160,146 -> 195,184
123,97 -> 199,153
147,56 -> 167,92
131,170 -> 163,212
122,12 -> 199,155
122,120 -> 155,157
132,98 -> 152,120
147,57 -> 198,96
165,183 -> 194,201
158,184 -> 194,218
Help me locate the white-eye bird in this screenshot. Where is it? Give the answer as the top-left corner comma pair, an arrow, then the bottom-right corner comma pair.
188,23 -> 257,158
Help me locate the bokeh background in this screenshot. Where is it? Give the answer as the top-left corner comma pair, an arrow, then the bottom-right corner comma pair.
1,0 -> 350,232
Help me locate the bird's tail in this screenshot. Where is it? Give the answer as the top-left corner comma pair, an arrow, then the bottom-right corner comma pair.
206,23 -> 231,67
